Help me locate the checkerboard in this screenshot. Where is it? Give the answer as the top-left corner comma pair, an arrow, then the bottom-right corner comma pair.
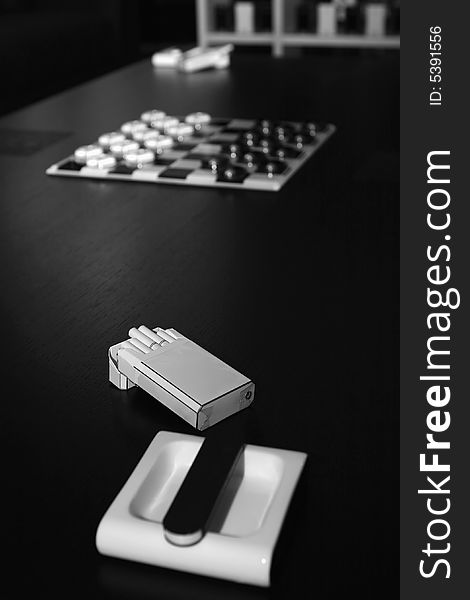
46,114 -> 335,192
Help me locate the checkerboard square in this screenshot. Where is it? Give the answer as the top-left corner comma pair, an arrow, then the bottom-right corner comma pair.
158,168 -> 194,180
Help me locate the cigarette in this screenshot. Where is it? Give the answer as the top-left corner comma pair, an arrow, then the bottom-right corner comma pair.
138,325 -> 169,347
128,327 -> 156,348
155,328 -> 176,344
128,338 -> 151,353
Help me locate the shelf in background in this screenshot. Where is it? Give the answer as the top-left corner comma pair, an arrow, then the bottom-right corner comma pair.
197,0 -> 400,56
206,32 -> 274,45
282,33 -> 400,49
206,32 -> 400,50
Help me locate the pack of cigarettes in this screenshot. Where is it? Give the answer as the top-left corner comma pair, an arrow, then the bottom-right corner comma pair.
151,44 -> 234,73
108,324 -> 255,429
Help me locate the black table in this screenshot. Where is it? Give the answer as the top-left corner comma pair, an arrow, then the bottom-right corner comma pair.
1,53 -> 399,599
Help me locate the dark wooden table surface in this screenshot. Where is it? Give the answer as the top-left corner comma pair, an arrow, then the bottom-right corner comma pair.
0,53 -> 399,599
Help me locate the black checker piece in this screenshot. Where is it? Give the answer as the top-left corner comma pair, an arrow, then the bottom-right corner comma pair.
240,131 -> 260,146
222,143 -> 246,159
273,126 -> 295,142
216,165 -> 249,184
306,122 -> 329,133
256,119 -> 275,135
272,146 -> 302,159
201,155 -> 231,171
240,151 -> 267,167
257,160 -> 287,175
288,133 -> 315,146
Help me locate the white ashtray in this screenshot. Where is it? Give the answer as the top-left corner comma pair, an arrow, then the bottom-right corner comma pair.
96,430 -> 307,587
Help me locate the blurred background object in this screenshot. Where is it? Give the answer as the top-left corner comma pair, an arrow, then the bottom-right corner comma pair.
0,0 -> 399,116
197,0 -> 400,56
